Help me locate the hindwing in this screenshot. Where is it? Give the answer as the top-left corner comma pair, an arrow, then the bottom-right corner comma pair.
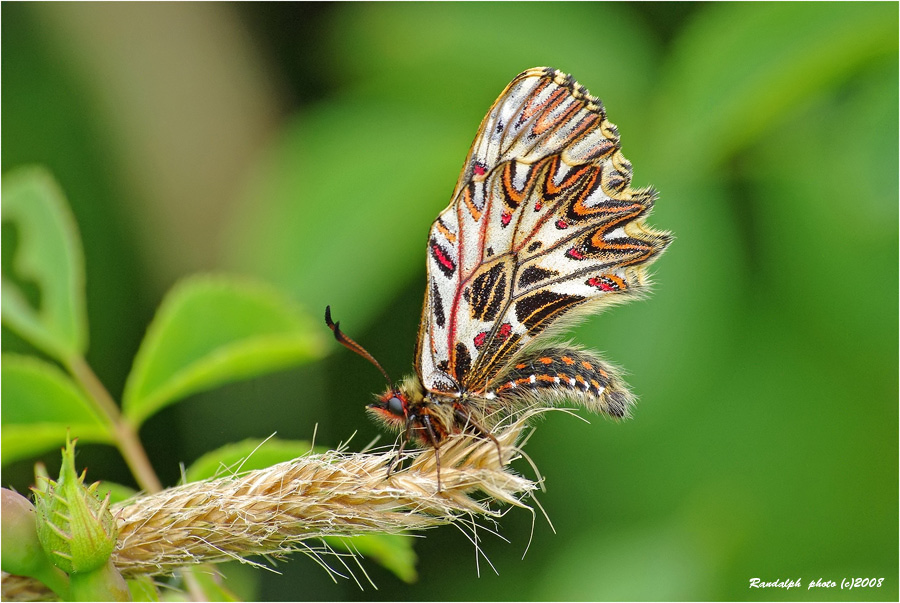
416,67 -> 671,395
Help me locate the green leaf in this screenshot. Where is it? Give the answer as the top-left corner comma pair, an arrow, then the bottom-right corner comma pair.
1,166 -> 88,360
650,2 -> 897,174
185,438 -> 419,582
184,437 -> 314,482
1,355 -> 112,464
185,569 -> 241,602
126,575 -> 159,602
122,275 -> 326,426
324,533 -> 418,584
328,3 -> 657,118
226,100 -> 466,327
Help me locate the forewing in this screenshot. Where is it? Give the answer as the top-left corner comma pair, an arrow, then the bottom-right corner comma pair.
417,67 -> 670,394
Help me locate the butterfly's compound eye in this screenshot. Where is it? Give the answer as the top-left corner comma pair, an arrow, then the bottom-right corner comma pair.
387,395 -> 405,417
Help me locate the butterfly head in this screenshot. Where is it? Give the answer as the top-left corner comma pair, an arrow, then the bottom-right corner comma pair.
367,390 -> 409,428
367,375 -> 427,430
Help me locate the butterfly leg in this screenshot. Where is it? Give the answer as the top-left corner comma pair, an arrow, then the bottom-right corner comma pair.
453,405 -> 503,466
421,414 -> 443,492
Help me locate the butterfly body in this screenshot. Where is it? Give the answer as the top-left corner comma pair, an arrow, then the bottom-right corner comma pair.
368,376 -> 500,449
329,67 -> 670,460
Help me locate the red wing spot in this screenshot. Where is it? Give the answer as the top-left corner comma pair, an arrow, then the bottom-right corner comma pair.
538,357 -> 553,365
581,361 -> 594,370
473,163 -> 487,176
501,212 -> 512,226
431,244 -> 456,272
589,276 -> 618,291
473,331 -> 488,349
566,247 -> 585,260
534,202 -> 543,211
498,322 -> 513,339
588,275 -> 627,291
561,356 -> 575,365
555,219 -> 569,229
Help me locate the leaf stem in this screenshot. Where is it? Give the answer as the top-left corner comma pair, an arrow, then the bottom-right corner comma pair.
113,420 -> 162,494
64,355 -> 162,494
64,355 -> 120,420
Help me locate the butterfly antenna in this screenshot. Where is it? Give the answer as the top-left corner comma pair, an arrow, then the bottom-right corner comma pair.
325,306 -> 393,387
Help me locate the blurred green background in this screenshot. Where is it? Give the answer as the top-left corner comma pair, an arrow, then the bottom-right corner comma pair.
2,2 -> 897,601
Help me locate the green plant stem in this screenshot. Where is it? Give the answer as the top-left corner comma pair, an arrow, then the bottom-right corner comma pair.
113,421 -> 162,494
64,355 -> 162,494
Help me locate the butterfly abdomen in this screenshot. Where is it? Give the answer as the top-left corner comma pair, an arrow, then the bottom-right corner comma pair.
490,346 -> 634,419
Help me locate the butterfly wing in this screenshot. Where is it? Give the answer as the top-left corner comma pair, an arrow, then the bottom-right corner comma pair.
416,67 -> 671,395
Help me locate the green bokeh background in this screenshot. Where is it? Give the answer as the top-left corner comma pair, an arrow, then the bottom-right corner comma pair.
2,3 -> 897,601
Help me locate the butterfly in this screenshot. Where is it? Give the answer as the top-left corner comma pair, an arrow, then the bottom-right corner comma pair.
327,67 -> 671,482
